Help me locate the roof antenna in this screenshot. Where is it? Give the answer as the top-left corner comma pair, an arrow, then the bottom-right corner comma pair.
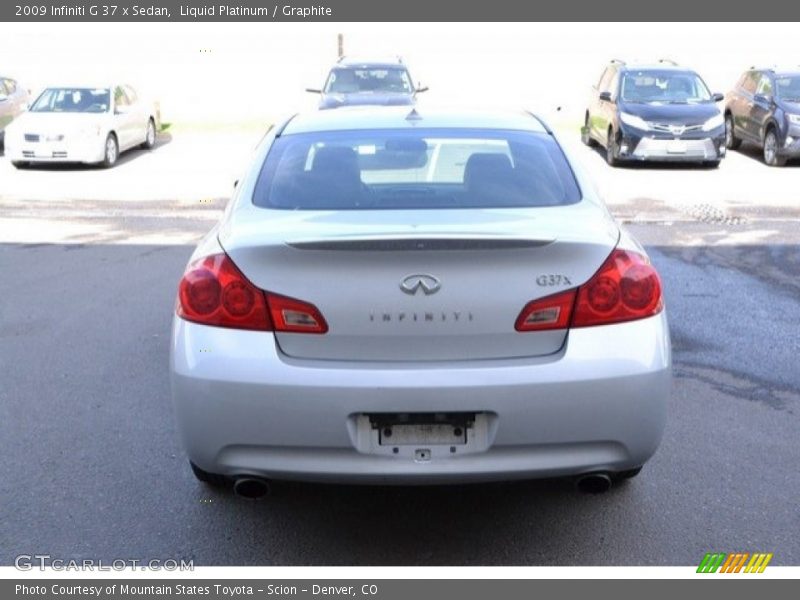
405,108 -> 422,121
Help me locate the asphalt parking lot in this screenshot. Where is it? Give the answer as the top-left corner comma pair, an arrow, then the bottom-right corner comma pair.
1,132 -> 798,565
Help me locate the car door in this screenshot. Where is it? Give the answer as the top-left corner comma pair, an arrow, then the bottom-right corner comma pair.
726,73 -> 747,133
123,85 -> 148,144
0,79 -> 13,130
738,71 -> 760,142
595,67 -> 617,143
112,85 -> 138,150
588,67 -> 610,139
751,73 -> 775,143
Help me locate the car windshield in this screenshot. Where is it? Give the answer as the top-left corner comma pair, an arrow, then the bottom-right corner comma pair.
253,128 -> 581,210
325,68 -> 413,94
775,75 -> 800,101
31,88 -> 110,113
621,71 -> 712,103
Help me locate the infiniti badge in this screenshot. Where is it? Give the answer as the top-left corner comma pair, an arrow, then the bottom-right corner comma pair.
400,274 -> 441,296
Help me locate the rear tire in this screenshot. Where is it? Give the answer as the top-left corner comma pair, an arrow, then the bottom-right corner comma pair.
141,118 -> 156,150
581,113 -> 596,147
725,114 -> 741,150
101,133 -> 118,168
763,128 -> 787,166
190,461 -> 229,487
606,127 -> 621,167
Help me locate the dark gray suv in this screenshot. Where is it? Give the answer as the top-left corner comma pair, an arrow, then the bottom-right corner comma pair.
725,68 -> 800,166
307,57 -> 427,110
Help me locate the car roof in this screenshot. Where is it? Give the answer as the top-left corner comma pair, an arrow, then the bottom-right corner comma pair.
754,68 -> 800,77
618,64 -> 694,73
281,106 -> 550,135
334,56 -> 406,69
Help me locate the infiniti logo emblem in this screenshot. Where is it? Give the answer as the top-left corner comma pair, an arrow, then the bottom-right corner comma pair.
399,273 -> 441,295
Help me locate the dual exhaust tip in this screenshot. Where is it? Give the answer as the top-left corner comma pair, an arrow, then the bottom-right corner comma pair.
575,472 -> 613,494
233,477 -> 271,499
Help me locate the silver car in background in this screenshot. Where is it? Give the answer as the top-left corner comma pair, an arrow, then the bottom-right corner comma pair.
0,75 -> 30,143
170,107 -> 671,497
4,83 -> 158,168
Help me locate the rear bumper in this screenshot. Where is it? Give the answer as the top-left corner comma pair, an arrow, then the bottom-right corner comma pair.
170,313 -> 671,484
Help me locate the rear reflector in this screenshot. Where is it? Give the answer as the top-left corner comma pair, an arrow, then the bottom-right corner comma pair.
177,253 -> 327,333
515,249 -> 663,331
267,293 -> 328,334
515,289 -> 577,331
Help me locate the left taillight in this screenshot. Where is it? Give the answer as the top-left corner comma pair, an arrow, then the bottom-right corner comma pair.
177,254 -> 272,331
176,253 -> 328,333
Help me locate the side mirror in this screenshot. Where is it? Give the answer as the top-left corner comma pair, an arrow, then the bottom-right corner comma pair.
305,88 -> 322,94
712,92 -> 724,102
233,179 -> 239,189
415,84 -> 429,94
753,93 -> 771,104
599,91 -> 612,102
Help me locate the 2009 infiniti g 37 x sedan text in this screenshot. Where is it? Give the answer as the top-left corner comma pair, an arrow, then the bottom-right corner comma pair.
170,107 -> 671,497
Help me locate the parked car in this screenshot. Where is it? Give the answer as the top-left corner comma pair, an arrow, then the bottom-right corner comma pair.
0,75 -> 30,143
725,68 -> 800,166
307,56 -> 427,110
4,83 -> 158,168
582,60 -> 726,167
170,106 -> 671,497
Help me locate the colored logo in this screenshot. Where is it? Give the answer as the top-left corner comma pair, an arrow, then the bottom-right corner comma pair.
697,552 -> 773,573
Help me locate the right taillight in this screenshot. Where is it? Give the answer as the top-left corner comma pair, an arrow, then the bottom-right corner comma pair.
571,248 -> 663,327
177,253 -> 327,333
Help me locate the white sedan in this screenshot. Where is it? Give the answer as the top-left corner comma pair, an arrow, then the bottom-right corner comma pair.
5,84 -> 158,168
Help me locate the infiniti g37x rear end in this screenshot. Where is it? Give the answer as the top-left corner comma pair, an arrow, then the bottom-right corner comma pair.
170,107 -> 670,488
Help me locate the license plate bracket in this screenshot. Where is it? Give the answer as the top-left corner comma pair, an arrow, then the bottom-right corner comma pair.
667,140 -> 687,154
369,412 -> 474,446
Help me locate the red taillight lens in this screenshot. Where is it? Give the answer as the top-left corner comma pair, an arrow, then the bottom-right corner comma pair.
267,293 -> 328,334
572,249 -> 663,327
515,289 -> 577,331
177,253 -> 328,333
515,249 -> 662,332
178,254 -> 272,331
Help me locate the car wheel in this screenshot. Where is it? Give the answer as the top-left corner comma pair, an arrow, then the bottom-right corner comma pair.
190,461 -> 229,487
11,161 -> 29,169
704,160 -> 721,169
101,133 -> 119,168
612,466 -> 643,482
606,128 -> 620,167
725,114 -> 741,150
763,128 -> 787,166
141,118 -> 156,150
581,114 -> 596,147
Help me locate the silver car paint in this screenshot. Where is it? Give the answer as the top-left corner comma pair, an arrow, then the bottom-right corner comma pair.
171,108 -> 671,483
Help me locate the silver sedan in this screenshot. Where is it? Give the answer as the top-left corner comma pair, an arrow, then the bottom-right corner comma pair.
170,107 -> 671,497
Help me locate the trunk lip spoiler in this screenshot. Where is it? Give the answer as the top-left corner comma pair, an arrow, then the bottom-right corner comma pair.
284,235 -> 555,251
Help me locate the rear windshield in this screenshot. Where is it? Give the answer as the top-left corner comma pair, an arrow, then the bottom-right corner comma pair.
252,128 -> 581,210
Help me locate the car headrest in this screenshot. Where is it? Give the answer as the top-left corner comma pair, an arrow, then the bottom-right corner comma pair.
312,146 -> 360,178
463,153 -> 515,194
